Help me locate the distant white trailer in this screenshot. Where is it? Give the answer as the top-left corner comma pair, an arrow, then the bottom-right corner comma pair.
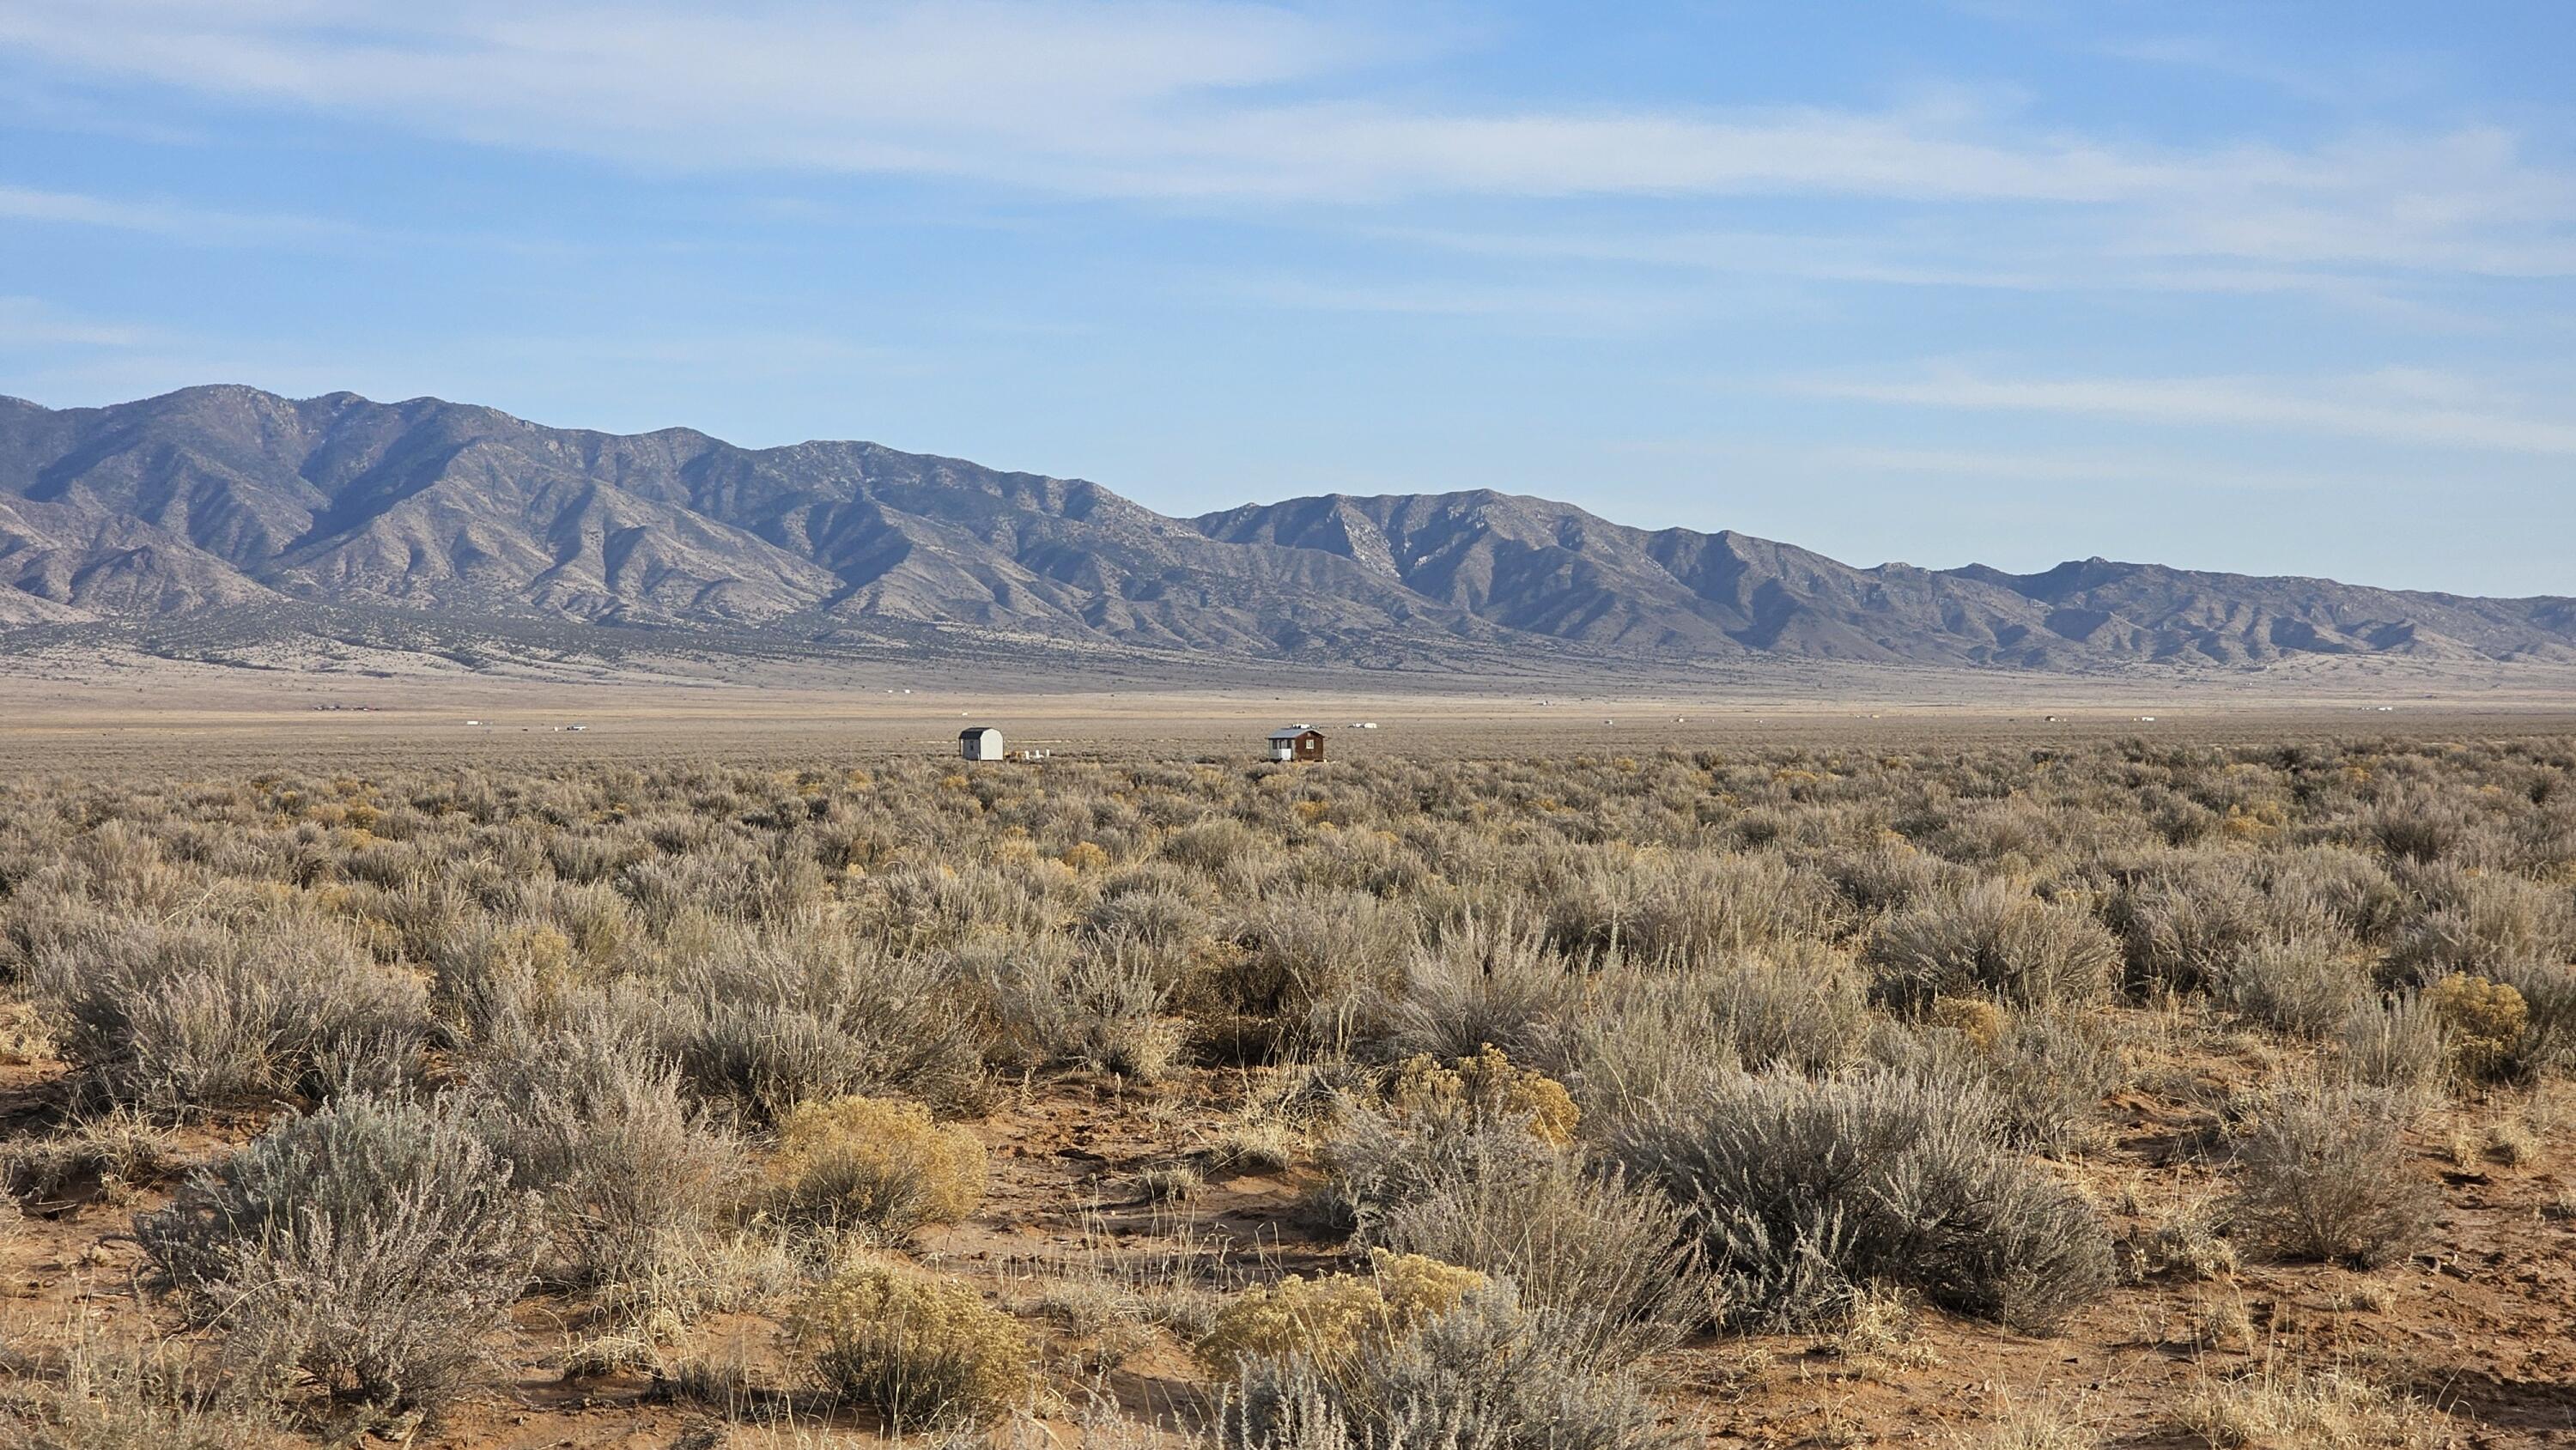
958,726 -> 1005,761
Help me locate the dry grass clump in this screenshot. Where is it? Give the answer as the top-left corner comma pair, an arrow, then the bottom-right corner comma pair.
133,1091 -> 534,1411
2117,1195 -> 2239,1283
1571,949 -> 1870,1120
2113,858 -> 2272,998
2219,936 -> 2372,1039
650,942 -> 992,1122
975,936 -> 1182,1081
1902,1010 -> 2119,1156
2339,995 -> 2448,1101
769,1094 -> 987,1239
1958,1398 -> 2098,1448
2223,1083 -> 2435,1268
1376,914 -> 1579,1064
1215,886 -> 1416,1053
1318,1048 -> 1577,1230
2172,1364 -> 2449,1448
0,1334 -> 283,1450
781,1261 -> 1034,1429
2,1109 -> 179,1207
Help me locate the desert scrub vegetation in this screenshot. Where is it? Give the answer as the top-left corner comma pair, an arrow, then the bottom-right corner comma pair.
1612,1070 -> 2116,1332
767,1093 -> 987,1238
2221,1082 -> 2437,1267
0,733 -> 2569,1441
1203,1253 -> 1682,1450
781,1260 -> 1034,1429
133,1090 -> 535,1411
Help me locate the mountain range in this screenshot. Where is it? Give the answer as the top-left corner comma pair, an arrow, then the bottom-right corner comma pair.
2,384 -> 2569,675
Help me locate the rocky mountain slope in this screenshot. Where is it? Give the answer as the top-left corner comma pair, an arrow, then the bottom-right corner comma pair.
3,385 -> 2568,672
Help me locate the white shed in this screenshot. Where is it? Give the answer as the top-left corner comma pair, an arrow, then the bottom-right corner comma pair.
958,726 -> 1005,761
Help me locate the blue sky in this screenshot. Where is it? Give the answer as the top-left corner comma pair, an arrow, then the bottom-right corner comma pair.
3,2 -> 2572,595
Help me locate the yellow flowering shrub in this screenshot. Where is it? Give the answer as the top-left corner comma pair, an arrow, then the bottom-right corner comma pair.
783,1262 -> 1032,1429
771,1095 -> 986,1236
1194,1250 -> 1486,1376
1389,1045 -> 1580,1146
2428,974 -> 2528,1082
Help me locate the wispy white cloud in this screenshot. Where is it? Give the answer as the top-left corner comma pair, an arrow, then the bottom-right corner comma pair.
1798,367 -> 2576,456
0,184 -> 361,243
1806,443 -> 2342,493
0,296 -> 168,349
2,0 -> 2569,288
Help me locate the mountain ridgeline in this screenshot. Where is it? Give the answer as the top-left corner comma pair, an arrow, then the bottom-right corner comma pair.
2,385 -> 2569,671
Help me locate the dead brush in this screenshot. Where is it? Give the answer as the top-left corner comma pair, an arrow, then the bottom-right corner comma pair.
2172,1362 -> 2450,1449
1957,1398 -> 2099,1449
1,1108 -> 181,1209
0,1322 -> 283,1449
2115,1188 -> 2239,1284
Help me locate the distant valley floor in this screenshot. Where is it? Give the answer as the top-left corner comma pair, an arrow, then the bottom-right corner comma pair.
3,646 -> 2573,774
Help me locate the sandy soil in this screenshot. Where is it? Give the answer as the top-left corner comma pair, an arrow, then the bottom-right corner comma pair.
3,654 -> 2573,774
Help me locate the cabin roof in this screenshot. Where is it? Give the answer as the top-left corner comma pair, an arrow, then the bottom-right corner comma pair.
1268,726 -> 1321,741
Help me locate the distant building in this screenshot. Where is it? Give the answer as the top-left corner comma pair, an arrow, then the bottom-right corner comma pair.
958,726 -> 1005,761
1267,725 -> 1325,762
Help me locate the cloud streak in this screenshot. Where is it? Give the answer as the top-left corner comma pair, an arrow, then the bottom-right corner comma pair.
0,183 -> 365,244
2,0 -> 2569,287
1801,369 -> 2576,456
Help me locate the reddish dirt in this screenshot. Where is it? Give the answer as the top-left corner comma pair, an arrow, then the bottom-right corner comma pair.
6,1025 -> 2575,1448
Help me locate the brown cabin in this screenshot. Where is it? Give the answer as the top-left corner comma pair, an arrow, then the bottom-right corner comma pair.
1267,725 -> 1325,762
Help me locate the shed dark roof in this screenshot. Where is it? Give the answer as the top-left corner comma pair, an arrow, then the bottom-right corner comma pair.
959,725 -> 1000,737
